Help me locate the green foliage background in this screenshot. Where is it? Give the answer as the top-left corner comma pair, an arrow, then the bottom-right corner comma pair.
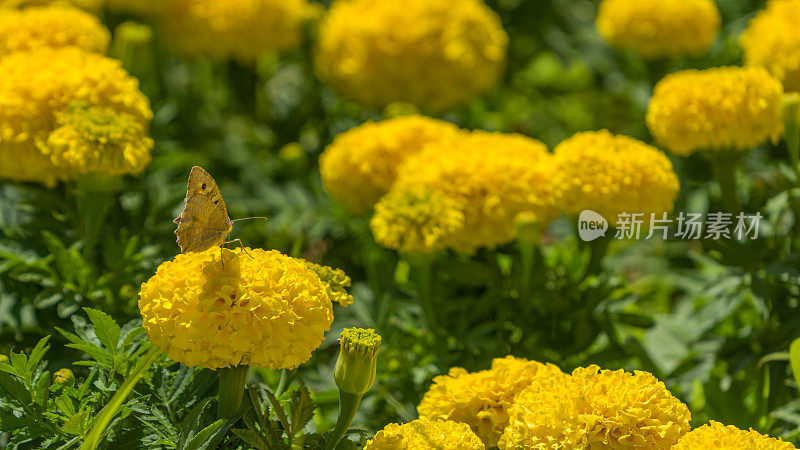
5,0 -> 800,447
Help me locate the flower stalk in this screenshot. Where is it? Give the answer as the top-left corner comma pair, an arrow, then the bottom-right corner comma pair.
783,93 -> 800,181
709,153 -> 741,213
217,365 -> 249,418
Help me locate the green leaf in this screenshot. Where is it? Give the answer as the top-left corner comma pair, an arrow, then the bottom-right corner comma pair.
790,338 -> 800,392
264,387 -> 289,435
182,419 -> 226,450
80,345 -> 161,450
26,336 -> 51,376
232,428 -> 270,450
288,381 -> 314,441
0,410 -> 34,431
84,308 -> 121,353
177,397 -> 214,449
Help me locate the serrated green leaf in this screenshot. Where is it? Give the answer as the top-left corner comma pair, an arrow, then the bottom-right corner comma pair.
0,410 -> 34,431
288,381 -> 314,441
80,345 -> 161,450
26,336 -> 51,376
232,428 -> 270,450
182,419 -> 226,450
177,397 -> 214,449
264,387 -> 289,436
32,370 -> 50,406
84,308 -> 121,354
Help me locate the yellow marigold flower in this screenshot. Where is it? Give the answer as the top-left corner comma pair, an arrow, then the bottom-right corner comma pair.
553,130 -> 679,225
370,184 -> 465,254
418,356 -> 564,447
394,131 -> 558,253
0,47 -> 152,185
106,0 -> 176,16
139,247 -> 352,370
319,115 -> 460,215
303,260 -> 354,307
315,0 -> 508,111
499,365 -> 691,449
161,0 -> 317,62
0,0 -> 102,10
365,419 -> 485,450
647,67 -> 785,156
673,421 -> 797,450
741,0 -> 800,92
596,0 -> 720,59
0,6 -> 109,57
41,102 -> 152,178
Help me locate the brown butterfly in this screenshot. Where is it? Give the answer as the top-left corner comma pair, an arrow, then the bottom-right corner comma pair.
173,166 -> 265,253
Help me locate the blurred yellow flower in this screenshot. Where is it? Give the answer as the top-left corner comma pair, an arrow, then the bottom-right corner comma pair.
741,0 -> 800,92
365,419 -> 485,450
394,131 -> 558,253
161,0 -> 317,62
0,5 -> 109,57
673,421 -> 796,449
106,0 -> 176,16
647,67 -> 784,155
596,0 -> 720,59
315,0 -> 508,111
418,356 -> 564,447
139,247 -> 351,370
43,102 -> 153,178
553,130 -> 679,226
303,260 -> 354,307
0,0 -> 102,11
320,115 -> 460,215
0,47 -> 152,185
498,365 -> 691,449
371,184 -> 465,255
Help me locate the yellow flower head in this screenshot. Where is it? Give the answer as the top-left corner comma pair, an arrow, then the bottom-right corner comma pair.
320,115 -> 460,215
0,0 -> 102,11
0,47 -> 152,185
394,131 -> 558,253
106,0 -> 177,15
596,0 -> 720,59
42,102 -> 153,178
673,421 -> 797,450
498,365 -> 691,449
553,130 -> 679,225
647,67 -> 785,156
161,0 -> 317,62
418,356 -> 564,447
741,0 -> 800,92
365,419 -> 485,450
139,248 -> 352,370
370,184 -> 465,255
315,0 -> 508,111
0,5 -> 109,57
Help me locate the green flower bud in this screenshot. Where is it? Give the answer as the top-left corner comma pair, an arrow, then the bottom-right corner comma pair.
0,354 -> 9,364
54,368 -> 75,386
334,328 -> 381,396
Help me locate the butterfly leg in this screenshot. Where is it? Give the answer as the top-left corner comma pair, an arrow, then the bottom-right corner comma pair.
223,238 -> 255,259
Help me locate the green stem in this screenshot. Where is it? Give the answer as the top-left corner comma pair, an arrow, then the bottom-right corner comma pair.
584,235 -> 610,278
75,175 -> 119,261
325,392 -> 361,450
275,369 -> 289,397
710,153 -> 741,213
518,238 -> 542,299
217,366 -> 249,418
408,254 -> 436,331
787,113 -> 800,183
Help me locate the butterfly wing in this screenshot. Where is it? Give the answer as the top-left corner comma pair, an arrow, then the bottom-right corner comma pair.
174,166 -> 233,253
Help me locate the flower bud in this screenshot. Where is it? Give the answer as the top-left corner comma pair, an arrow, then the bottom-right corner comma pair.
0,354 -> 9,364
54,368 -> 75,386
334,328 -> 381,396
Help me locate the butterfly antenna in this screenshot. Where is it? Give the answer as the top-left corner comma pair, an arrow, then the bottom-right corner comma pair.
230,217 -> 269,223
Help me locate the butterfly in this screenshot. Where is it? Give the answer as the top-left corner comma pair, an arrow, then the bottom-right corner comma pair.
173,166 -> 266,253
